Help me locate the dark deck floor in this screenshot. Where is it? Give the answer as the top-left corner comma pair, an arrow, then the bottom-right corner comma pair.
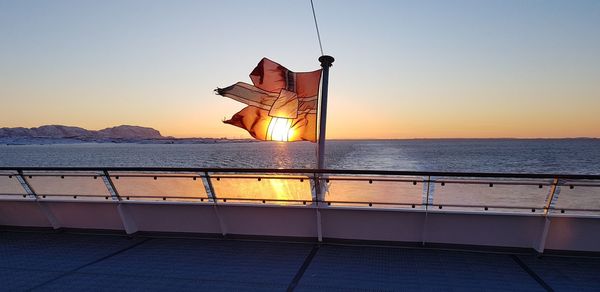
1,231 -> 599,291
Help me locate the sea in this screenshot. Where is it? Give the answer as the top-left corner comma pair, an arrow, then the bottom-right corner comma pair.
1,139 -> 599,174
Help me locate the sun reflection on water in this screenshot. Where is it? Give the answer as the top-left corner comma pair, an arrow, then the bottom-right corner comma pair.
211,174 -> 312,206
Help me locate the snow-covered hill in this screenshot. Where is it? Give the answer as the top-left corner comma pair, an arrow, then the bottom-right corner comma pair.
0,125 -> 246,145
0,125 -> 166,142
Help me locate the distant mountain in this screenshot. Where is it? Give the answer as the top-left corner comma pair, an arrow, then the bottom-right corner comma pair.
0,125 -> 249,145
0,125 -> 173,144
0,125 -> 166,140
96,125 -> 165,139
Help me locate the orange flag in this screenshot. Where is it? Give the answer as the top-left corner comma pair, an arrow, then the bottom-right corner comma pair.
216,58 -> 322,142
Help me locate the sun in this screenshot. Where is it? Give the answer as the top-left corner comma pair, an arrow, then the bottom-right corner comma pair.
267,117 -> 294,141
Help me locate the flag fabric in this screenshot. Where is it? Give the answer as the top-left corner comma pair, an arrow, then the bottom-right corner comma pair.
216,58 -> 322,142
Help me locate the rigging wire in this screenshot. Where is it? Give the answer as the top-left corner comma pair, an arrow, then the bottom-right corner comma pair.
310,0 -> 324,56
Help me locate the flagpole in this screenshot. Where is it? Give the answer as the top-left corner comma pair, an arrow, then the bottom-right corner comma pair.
316,55 -> 333,243
317,55 -> 334,170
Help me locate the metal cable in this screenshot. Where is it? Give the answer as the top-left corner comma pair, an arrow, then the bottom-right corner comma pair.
310,0 -> 324,55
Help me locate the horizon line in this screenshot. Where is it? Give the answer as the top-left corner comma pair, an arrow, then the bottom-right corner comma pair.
2,124 -> 598,140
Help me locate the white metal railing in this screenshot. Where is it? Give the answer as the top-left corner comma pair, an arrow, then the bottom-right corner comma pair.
0,167 -> 599,215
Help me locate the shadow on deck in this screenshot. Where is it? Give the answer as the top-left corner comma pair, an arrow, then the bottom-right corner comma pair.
1,230 -> 599,291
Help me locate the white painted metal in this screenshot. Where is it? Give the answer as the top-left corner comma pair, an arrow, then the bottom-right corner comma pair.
203,172 -> 227,236
0,198 -> 599,252
536,178 -> 560,253
1,170 -> 599,253
102,171 -> 138,234
17,172 -> 61,229
117,204 -> 138,234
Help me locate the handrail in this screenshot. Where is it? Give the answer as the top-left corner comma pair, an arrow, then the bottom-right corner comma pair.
1,167 -> 599,216
1,167 -> 600,180
2,193 -> 596,213
7,173 -> 599,187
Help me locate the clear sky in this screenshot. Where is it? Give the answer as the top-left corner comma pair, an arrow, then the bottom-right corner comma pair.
1,0 -> 599,139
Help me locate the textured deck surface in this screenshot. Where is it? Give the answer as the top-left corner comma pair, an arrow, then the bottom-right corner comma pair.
1,231 -> 599,291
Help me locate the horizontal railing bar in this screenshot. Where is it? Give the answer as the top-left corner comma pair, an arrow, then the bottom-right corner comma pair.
37,194 -> 112,198
323,200 -> 421,206
108,175 -> 206,179
120,195 -> 210,200
6,174 -> 308,180
31,194 -> 309,203
0,167 -> 598,180
323,200 -> 546,210
557,183 -> 600,187
215,198 -> 311,203
430,180 -> 552,186
549,207 -> 600,212
318,177 -> 424,183
12,174 -> 207,179
439,182 -> 550,187
7,193 -> 600,212
209,175 -> 309,179
429,203 -> 546,210
9,174 -> 600,187
0,193 -> 32,197
12,174 -> 104,178
322,178 -> 555,186
35,194 -> 208,199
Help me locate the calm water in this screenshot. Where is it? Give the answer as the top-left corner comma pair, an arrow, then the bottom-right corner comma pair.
0,139 -> 599,174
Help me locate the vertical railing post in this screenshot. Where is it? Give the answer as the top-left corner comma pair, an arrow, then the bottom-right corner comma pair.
421,175 -> 432,246
203,172 -> 217,203
536,177 -> 560,253
203,171 -> 227,236
544,178 -> 561,215
16,170 -> 60,229
310,172 -> 319,204
102,170 -> 138,235
312,172 -> 323,242
15,170 -> 36,200
102,170 -> 121,201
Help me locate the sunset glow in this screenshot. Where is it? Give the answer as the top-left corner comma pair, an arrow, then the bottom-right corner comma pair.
267,117 -> 294,142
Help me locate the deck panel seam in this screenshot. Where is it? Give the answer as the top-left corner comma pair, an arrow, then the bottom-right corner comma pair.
287,244 -> 320,291
25,237 -> 152,291
511,255 -> 554,292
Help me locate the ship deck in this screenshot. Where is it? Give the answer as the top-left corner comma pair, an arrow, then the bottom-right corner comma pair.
2,230 -> 599,291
